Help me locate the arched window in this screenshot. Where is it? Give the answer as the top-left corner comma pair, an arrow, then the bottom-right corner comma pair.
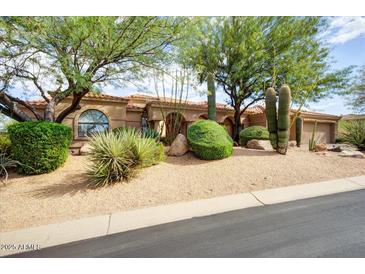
78,109 -> 109,137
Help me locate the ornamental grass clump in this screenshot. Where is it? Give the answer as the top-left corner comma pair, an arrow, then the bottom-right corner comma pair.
339,120 -> 365,151
87,131 -> 164,187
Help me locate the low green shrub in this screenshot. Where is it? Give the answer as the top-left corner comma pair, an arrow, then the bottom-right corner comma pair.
187,120 -> 233,160
141,128 -> 161,143
0,134 -> 11,155
239,126 -> 269,146
339,120 -> 365,150
7,121 -> 72,175
88,131 -> 164,187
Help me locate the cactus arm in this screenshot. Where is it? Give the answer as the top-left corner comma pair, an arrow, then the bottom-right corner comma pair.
265,87 -> 278,149
295,116 -> 303,147
277,85 -> 291,155
207,73 -> 216,121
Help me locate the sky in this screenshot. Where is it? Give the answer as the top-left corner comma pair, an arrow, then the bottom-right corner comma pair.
6,16 -> 365,116
308,17 -> 365,115
106,16 -> 365,116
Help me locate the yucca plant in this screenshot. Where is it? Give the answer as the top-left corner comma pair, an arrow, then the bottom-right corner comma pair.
87,132 -> 135,187
87,130 -> 165,187
308,121 -> 318,152
340,120 -> 365,150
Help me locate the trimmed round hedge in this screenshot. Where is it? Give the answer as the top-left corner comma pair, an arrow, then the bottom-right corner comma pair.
239,126 -> 269,146
8,121 -> 72,175
187,120 -> 233,160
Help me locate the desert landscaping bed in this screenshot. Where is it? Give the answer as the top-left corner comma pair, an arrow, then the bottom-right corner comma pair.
1,147 -> 364,232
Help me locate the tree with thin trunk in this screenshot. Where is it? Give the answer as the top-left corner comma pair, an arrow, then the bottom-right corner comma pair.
178,17 -> 351,141
0,16 -> 186,122
340,65 -> 365,113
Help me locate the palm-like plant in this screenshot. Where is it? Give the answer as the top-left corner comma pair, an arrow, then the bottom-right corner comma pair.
87,131 -> 165,187
340,120 -> 365,150
87,132 -> 135,187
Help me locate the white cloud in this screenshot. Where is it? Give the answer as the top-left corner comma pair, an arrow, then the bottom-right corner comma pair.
327,16 -> 365,44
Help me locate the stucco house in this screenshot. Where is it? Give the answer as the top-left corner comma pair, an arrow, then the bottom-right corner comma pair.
25,92 -> 340,152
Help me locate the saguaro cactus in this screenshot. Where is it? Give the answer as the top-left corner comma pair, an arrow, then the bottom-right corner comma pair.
207,73 -> 216,121
265,87 -> 278,149
265,84 -> 292,155
295,116 -> 303,147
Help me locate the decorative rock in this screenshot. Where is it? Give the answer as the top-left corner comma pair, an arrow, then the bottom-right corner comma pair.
164,146 -> 170,154
338,150 -> 365,159
168,134 -> 189,156
246,139 -> 273,150
327,144 -> 342,152
327,144 -> 358,152
80,143 -> 92,155
315,143 -> 327,152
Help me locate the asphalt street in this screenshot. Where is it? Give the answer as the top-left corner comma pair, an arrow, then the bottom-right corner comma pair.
10,189 -> 365,258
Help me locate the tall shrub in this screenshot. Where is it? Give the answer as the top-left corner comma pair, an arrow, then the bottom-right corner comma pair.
8,121 -> 72,174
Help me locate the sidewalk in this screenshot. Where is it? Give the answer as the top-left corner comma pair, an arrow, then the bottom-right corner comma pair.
1,175 -> 364,256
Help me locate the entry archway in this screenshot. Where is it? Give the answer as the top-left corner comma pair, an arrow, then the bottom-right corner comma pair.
165,112 -> 187,144
223,117 -> 234,138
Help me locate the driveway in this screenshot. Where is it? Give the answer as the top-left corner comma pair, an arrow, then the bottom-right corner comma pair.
10,189 -> 365,258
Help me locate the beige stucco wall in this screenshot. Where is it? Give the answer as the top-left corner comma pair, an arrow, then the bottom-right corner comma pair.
21,98 -> 128,141
126,109 -> 143,129
246,112 -> 339,144
58,98 -> 128,140
21,96 -> 339,144
247,114 -> 267,127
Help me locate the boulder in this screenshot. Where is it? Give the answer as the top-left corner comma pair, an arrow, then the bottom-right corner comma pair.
327,144 -> 342,152
80,143 -> 92,155
246,139 -> 273,150
338,150 -> 364,159
315,143 -> 327,152
168,134 -> 189,156
327,143 -> 358,152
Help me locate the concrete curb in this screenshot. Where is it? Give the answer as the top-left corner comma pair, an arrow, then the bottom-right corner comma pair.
1,175 -> 364,256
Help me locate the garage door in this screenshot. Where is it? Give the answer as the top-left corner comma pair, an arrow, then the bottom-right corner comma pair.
302,122 -> 332,144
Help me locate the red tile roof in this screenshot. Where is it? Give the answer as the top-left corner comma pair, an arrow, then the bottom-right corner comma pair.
126,94 -> 233,110
28,92 -> 128,106
26,92 -> 339,119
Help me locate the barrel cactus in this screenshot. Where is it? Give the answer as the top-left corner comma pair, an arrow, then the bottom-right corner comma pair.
295,116 -> 303,147
265,85 -> 292,155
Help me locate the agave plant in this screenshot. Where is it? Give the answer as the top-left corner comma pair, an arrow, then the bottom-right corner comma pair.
0,153 -> 20,182
141,128 -> 160,143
